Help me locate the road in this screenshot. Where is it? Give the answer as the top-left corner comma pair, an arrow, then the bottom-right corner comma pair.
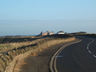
56,37 -> 96,72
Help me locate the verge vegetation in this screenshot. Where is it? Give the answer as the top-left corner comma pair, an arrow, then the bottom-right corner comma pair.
0,34 -> 76,72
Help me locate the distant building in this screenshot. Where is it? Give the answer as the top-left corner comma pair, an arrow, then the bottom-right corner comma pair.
38,31 -> 54,36
48,32 -> 54,35
42,32 -> 48,36
57,31 -> 64,35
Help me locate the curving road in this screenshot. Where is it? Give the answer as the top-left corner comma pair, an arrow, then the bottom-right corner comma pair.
56,37 -> 96,72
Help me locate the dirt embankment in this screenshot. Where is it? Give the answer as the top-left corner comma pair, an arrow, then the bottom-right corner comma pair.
4,37 -> 77,72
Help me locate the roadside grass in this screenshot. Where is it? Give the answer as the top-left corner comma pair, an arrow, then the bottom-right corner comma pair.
0,38 -> 47,53
0,35 -> 76,72
4,37 -> 76,72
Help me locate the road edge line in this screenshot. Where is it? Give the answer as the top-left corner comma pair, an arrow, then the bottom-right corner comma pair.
50,40 -> 82,72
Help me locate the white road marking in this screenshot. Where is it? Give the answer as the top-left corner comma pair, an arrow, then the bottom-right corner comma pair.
54,40 -> 82,72
86,39 -> 94,54
50,40 -> 82,72
88,50 -> 92,54
93,55 -> 96,58
50,39 -> 96,72
86,39 -> 96,58
87,39 -> 94,50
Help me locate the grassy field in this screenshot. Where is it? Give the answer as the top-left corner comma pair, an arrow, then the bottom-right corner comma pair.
0,34 -> 75,72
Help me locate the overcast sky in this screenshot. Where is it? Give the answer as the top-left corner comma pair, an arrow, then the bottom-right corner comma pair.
0,0 -> 96,36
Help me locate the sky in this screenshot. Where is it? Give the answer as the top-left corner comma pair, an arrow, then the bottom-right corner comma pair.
0,0 -> 96,36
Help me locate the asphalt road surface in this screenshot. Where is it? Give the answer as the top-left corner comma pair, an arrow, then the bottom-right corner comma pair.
56,37 -> 96,72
